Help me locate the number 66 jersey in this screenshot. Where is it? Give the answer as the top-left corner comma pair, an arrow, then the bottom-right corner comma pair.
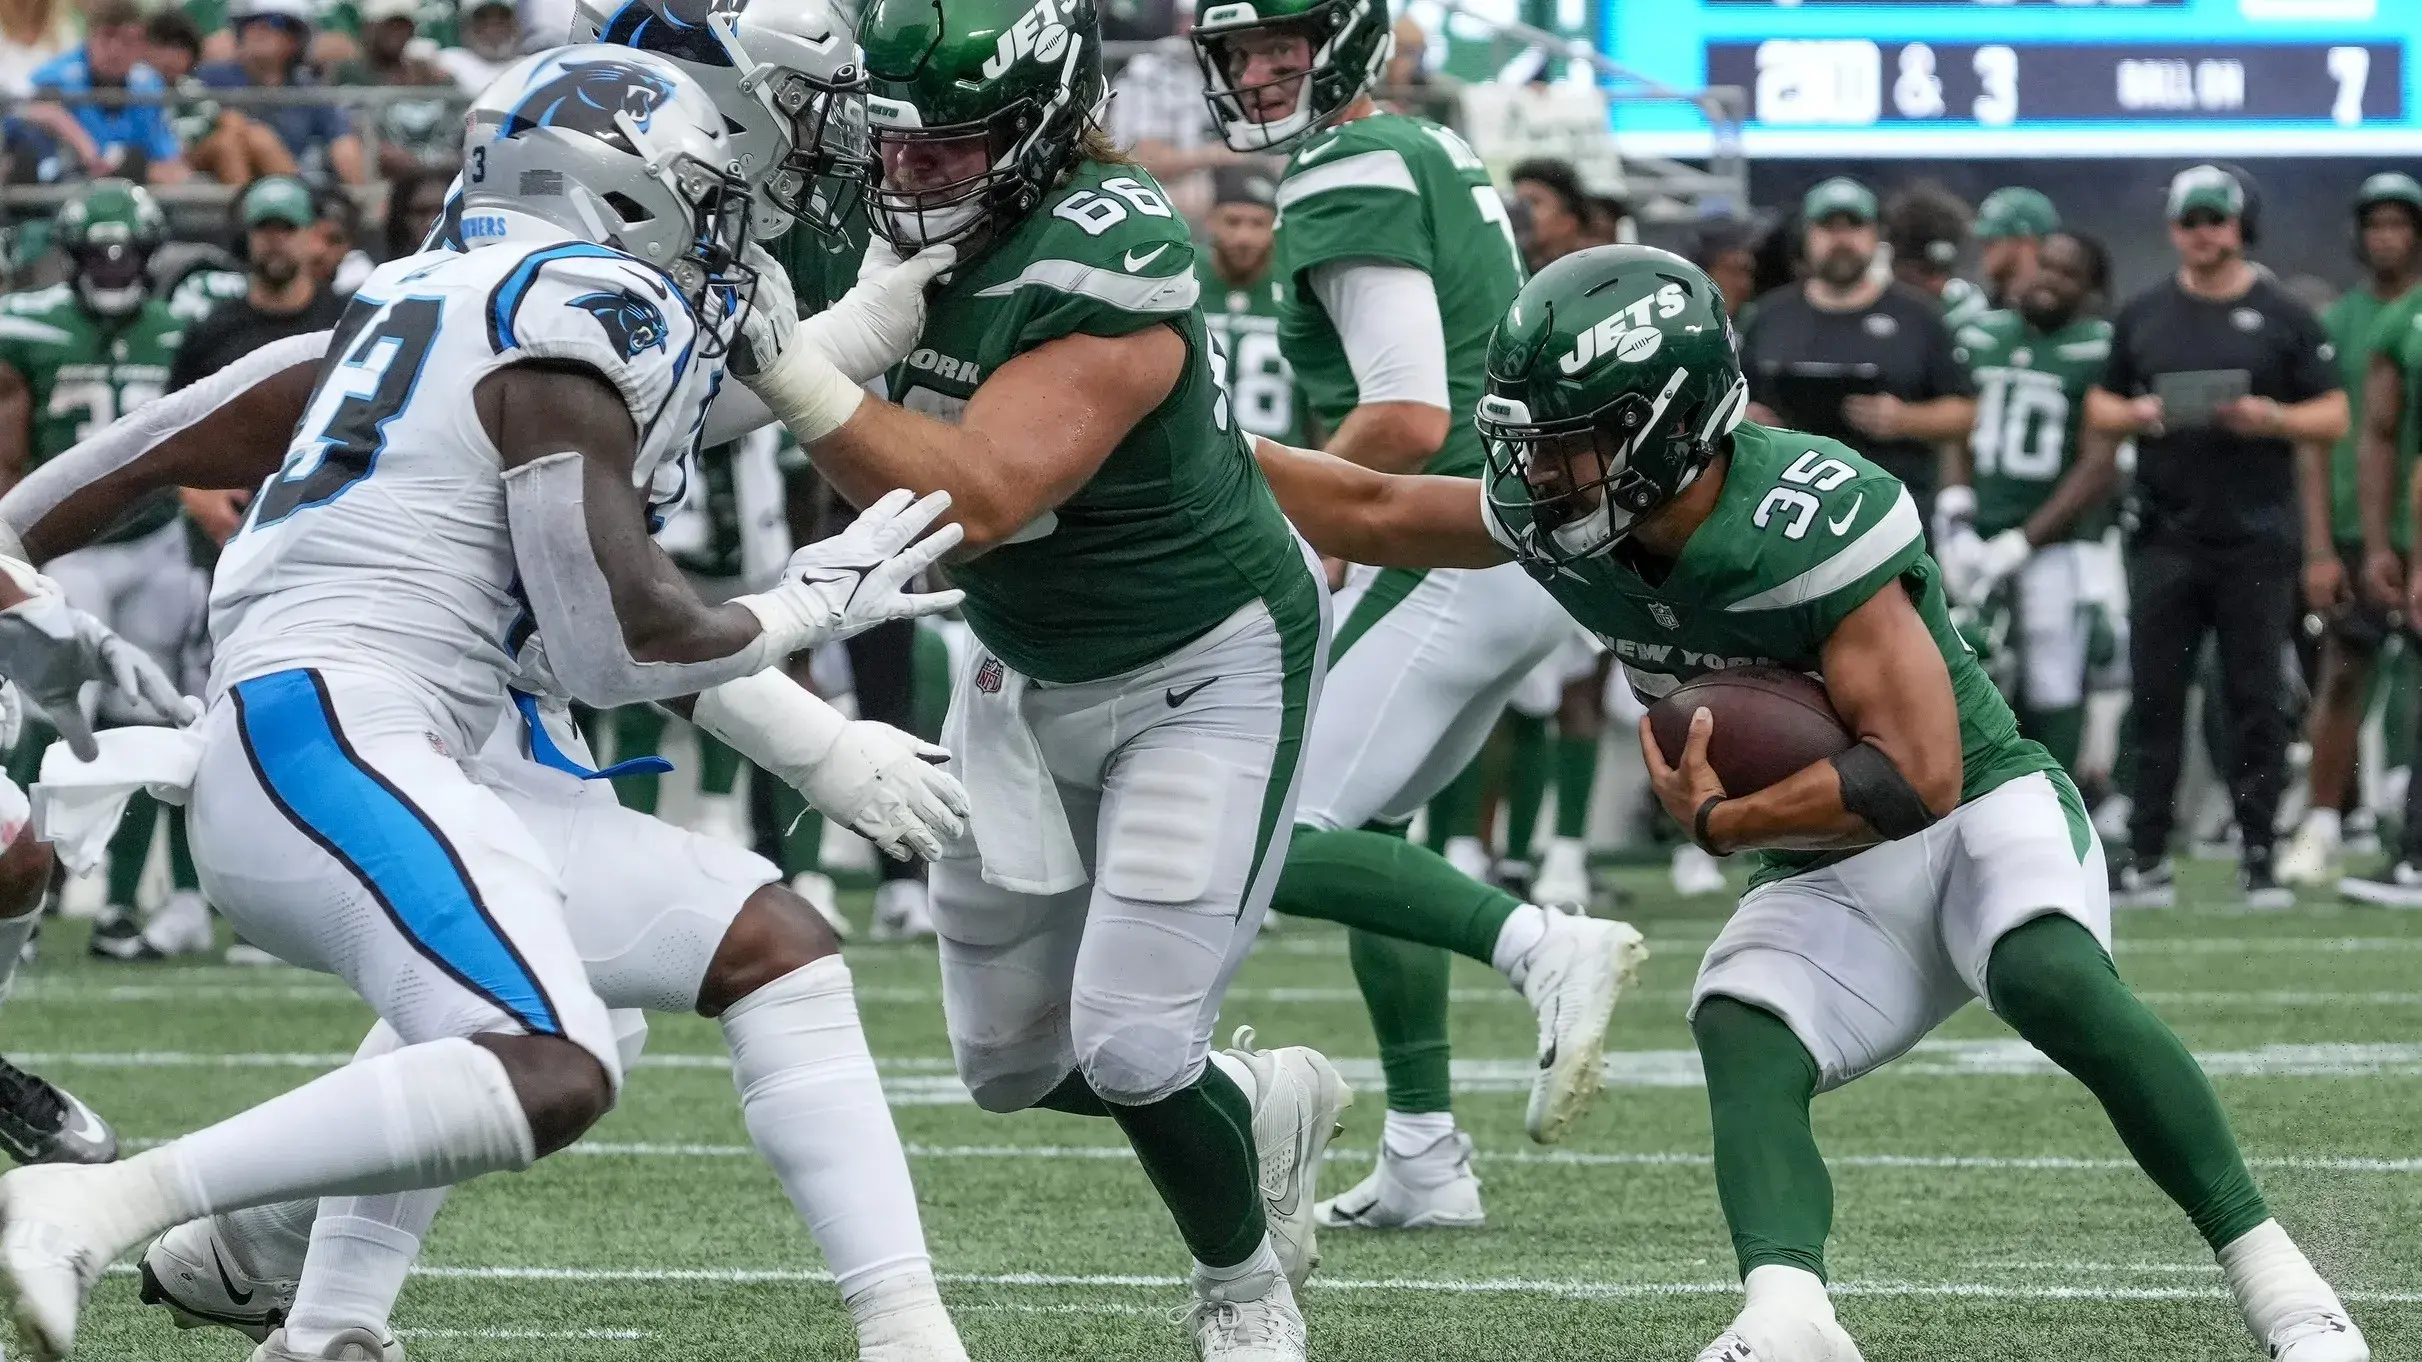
208,239 -> 721,736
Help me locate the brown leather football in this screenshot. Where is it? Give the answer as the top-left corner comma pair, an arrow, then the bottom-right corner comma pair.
1646,666 -> 1854,796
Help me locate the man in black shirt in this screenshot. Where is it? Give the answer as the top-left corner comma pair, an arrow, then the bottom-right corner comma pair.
1740,176 -> 1976,519
2090,164 -> 2348,907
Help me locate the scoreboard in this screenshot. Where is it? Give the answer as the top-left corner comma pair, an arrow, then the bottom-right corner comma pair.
1599,0 -> 2418,157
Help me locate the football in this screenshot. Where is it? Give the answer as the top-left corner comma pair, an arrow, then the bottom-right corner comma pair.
1646,666 -> 1855,796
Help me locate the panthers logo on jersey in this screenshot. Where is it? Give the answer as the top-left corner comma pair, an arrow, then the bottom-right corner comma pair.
570,286 -> 670,358
599,0 -> 747,67
500,55 -> 679,151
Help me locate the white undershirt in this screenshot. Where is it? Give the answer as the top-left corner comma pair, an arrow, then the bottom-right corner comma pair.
1308,260 -> 1450,411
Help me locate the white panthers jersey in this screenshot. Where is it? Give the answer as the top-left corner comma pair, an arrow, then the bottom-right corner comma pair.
209,235 -> 724,733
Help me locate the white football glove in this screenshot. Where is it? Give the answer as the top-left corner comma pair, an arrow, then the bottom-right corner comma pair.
1931,483 -> 1978,549
1971,528 -> 2033,599
730,241 -> 801,381
1935,526 -> 1991,608
798,240 -> 958,384
731,488 -> 966,656
0,586 -> 196,760
801,720 -> 969,861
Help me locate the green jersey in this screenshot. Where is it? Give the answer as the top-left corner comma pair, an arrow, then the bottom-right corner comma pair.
1197,255 -> 1306,446
0,285 -> 182,542
886,160 -> 1315,685
771,204 -> 873,319
1953,310 -> 2112,541
2326,282 -> 2415,546
1940,275 -> 1992,332
1270,112 -> 1524,476
2363,287 -> 2422,551
1538,422 -> 2062,888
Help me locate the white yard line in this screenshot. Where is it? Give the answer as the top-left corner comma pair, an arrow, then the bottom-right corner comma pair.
397,1329 -> 648,1341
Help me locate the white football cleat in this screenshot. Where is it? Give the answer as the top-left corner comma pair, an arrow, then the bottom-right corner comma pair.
869,879 -> 935,942
1220,1028 -> 1351,1290
139,1217 -> 296,1342
2223,1220 -> 2369,1362
2276,819 -> 2341,888
1671,844 -> 1729,897
1314,1130 -> 1484,1230
251,1326 -> 404,1361
1184,1264 -> 1306,1362
1696,1267 -> 1866,1362
0,1164 -> 123,1361
849,1272 -> 969,1362
144,890 -> 217,958
789,871 -> 851,939
1522,909 -> 1647,1145
1441,836 -> 1491,883
2262,1308 -> 2370,1361
1531,837 -> 1592,908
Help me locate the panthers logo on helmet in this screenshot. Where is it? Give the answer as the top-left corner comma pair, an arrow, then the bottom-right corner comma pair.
500,56 -> 679,152
570,287 -> 671,358
600,0 -> 747,68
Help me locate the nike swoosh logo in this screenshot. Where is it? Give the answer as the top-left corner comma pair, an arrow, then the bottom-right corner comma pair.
211,1242 -> 256,1306
1296,138 -> 1345,165
1827,492 -> 1864,536
1166,678 -> 1217,707
1122,244 -> 1169,272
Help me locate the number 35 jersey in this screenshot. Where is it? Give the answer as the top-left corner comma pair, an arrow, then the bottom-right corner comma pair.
209,238 -> 721,730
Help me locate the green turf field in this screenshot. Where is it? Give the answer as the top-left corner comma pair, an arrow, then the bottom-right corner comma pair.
17,860 -> 2422,1361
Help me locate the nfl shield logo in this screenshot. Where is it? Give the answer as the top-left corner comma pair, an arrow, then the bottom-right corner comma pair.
975,657 -> 1004,694
1649,601 -> 1678,630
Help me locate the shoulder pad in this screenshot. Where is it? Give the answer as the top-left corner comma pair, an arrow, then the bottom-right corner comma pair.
480,243 -> 701,425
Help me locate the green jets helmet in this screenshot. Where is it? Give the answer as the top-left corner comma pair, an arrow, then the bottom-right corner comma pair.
55,177 -> 166,318
2356,171 -> 2422,222
1477,244 -> 1747,569
1190,0 -> 1390,153
859,0 -> 1103,256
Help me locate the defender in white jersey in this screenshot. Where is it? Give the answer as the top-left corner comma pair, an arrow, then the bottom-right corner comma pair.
0,49 -> 970,1362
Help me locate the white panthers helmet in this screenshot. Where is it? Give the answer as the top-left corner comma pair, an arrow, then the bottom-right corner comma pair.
460,46 -> 755,309
572,0 -> 869,240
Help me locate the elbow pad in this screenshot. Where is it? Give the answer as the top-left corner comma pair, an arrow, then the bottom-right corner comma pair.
502,453 -> 779,709
1830,741 -> 1941,841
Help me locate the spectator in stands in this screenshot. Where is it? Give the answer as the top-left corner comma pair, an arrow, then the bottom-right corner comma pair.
1507,157 -> 1596,273
142,11 -> 203,84
1690,221 -> 1759,320
316,179 -> 372,294
337,0 -> 457,179
18,0 -> 191,185
1884,178 -> 1981,324
382,165 -> 453,260
1113,18 -> 1232,221
144,9 -> 295,188
0,0 -> 75,100
436,0 -> 525,93
197,0 -> 367,184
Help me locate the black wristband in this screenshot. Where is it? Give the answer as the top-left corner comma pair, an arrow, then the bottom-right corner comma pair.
1693,795 -> 1726,855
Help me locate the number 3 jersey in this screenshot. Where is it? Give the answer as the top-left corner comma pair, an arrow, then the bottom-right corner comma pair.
0,283 -> 183,542
208,238 -> 722,730
1508,421 -> 2059,886
1953,309 -> 2112,541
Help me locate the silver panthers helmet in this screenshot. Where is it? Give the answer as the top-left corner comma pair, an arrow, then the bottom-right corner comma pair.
460,47 -> 755,316
572,0 -> 869,240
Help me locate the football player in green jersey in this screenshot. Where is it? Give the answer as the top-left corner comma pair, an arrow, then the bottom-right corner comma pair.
1254,244 -> 2370,1362
0,178 -> 210,960
1193,0 -> 1646,1231
2279,174 -> 2422,888
1933,232 -> 2124,776
1972,186 -> 2061,315
738,0 -> 1348,1354
1199,163 -> 1307,446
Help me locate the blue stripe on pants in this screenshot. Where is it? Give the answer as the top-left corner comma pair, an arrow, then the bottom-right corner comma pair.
232,669 -> 561,1037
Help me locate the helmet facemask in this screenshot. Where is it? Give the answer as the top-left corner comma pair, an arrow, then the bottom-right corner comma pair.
71,238 -> 152,318
761,69 -> 871,238
1481,368 -> 1746,568
1192,0 -> 1387,153
866,83 -> 1055,254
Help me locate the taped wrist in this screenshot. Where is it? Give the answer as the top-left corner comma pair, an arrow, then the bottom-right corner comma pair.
1829,741 -> 1939,841
689,669 -> 847,791
745,335 -> 865,444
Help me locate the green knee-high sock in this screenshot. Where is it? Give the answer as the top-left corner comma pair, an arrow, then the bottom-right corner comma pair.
166,807 -> 198,893
611,706 -> 669,814
107,791 -> 156,910
1502,712 -> 1550,860
767,783 -> 824,877
1273,826 -> 1520,962
697,732 -> 743,797
2023,705 -> 2086,776
1423,757 -> 1487,855
1986,915 -> 2270,1250
1349,930 -> 1454,1114
1693,997 -> 1832,1280
1108,1067 -> 1268,1267
1553,734 -> 1599,840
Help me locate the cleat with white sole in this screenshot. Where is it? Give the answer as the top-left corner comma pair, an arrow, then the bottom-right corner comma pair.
1522,909 -> 1647,1145
1696,1267 -> 1866,1362
139,1218 -> 294,1342
2276,821 -> 2341,888
1219,1028 -> 1350,1290
869,879 -> 935,942
0,1164 -> 119,1361
789,871 -> 851,939
2263,1308 -> 2370,1361
251,1326 -> 404,1361
1183,1265 -> 1305,1362
0,1060 -> 115,1166
1530,837 -> 1592,908
1313,1130 -> 1483,1230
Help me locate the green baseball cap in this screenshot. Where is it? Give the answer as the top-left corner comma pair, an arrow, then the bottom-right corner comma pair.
1974,187 -> 2059,240
1801,177 -> 1877,226
241,175 -> 315,229
2356,172 -> 2422,216
2165,165 -> 2245,222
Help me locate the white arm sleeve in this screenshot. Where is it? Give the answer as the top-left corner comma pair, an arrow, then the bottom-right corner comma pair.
1308,260 -> 1449,411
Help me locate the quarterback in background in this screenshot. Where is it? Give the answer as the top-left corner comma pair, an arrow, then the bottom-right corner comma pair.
1253,244 -> 2369,1362
1191,0 -> 1645,1237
